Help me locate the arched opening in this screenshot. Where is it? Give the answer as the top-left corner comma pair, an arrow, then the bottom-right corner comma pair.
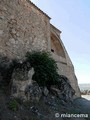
51,33 -> 66,58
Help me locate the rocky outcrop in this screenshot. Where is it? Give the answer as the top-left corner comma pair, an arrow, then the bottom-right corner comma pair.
11,63 -> 48,101
10,60 -> 75,102
50,75 -> 75,102
0,55 -> 75,103
0,55 -> 82,120
25,81 -> 42,101
11,62 -> 33,100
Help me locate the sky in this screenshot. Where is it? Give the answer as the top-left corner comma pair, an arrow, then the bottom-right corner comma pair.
31,0 -> 90,84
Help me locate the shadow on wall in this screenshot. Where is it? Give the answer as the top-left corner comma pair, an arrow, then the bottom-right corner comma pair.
0,55 -> 16,86
51,33 -> 66,58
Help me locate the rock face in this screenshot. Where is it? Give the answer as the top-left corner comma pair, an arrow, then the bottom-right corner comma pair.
11,60 -> 75,102
0,0 -> 80,97
0,55 -> 15,85
50,75 -> 75,102
25,81 -> 42,101
11,63 -> 35,100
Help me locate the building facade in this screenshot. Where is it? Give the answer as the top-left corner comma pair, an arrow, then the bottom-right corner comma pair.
0,0 -> 80,97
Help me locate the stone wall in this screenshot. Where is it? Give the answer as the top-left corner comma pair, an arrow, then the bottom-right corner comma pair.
57,62 -> 81,98
0,0 -> 80,98
50,25 -> 81,98
0,0 -> 50,60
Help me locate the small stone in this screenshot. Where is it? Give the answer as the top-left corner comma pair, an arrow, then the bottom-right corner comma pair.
12,85 -> 17,94
28,68 -> 34,83
0,16 -> 4,20
41,87 -> 49,96
12,29 -> 16,34
10,15 -> 14,19
0,30 -> 3,35
16,33 -> 20,37
3,7 -> 7,11
9,38 -> 16,44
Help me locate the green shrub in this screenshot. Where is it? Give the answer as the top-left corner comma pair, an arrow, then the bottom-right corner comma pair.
26,51 -> 59,88
8,99 -> 19,111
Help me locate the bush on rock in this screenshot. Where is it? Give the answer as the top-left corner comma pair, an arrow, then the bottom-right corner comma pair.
26,51 -> 60,88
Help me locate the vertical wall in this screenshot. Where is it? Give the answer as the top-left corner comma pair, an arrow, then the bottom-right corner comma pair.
0,0 -> 50,59
0,0 -> 80,98
50,25 -> 81,98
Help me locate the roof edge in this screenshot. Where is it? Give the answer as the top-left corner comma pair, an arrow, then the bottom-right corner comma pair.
50,24 -> 61,33
26,0 -> 51,19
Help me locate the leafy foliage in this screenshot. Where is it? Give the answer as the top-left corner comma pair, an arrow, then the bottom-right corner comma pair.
8,99 -> 19,111
26,51 -> 59,88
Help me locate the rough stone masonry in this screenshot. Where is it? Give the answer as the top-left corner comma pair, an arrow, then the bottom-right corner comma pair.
0,0 -> 81,98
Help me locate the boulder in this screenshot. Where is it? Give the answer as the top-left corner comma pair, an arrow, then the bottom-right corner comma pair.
40,87 -> 49,96
11,65 -> 35,100
25,81 -> 42,101
50,75 -> 75,102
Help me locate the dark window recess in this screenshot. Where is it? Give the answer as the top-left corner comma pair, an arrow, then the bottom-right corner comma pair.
51,49 -> 54,52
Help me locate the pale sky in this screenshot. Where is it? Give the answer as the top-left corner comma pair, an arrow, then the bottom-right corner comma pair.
31,0 -> 90,84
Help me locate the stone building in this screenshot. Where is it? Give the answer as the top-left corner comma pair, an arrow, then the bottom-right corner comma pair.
0,0 -> 80,97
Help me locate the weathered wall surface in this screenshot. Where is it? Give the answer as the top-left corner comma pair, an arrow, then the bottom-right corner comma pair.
0,0 -> 80,97
57,62 -> 81,98
50,25 -> 81,98
0,0 -> 50,60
